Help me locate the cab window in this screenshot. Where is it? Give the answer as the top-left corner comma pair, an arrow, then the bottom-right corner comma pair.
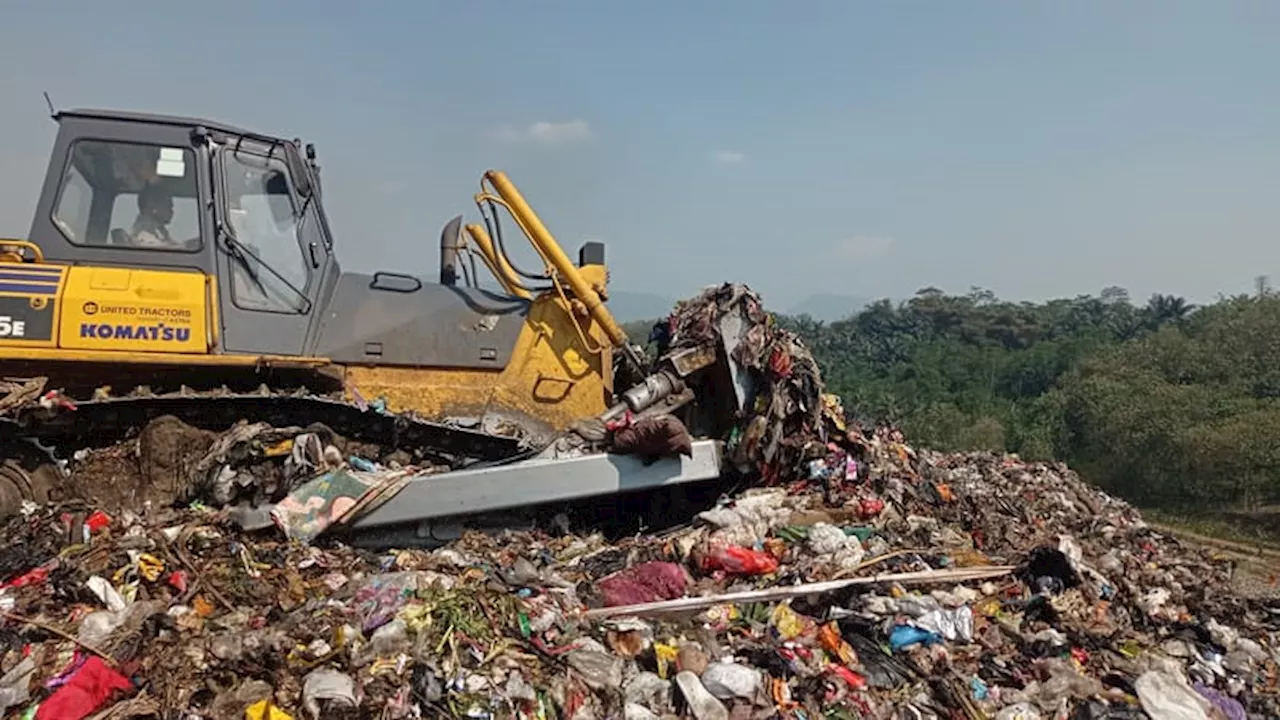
223,151 -> 310,313
51,140 -> 200,251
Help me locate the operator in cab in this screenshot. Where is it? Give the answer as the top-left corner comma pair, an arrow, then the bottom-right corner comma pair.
131,183 -> 175,247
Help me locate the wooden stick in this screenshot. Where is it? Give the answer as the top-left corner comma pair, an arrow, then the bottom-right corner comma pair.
163,526 -> 236,613
833,548 -> 926,579
582,565 -> 1016,619
0,610 -> 118,666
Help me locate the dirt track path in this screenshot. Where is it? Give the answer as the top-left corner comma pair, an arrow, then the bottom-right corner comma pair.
1147,520 -> 1280,600
1147,521 -> 1280,559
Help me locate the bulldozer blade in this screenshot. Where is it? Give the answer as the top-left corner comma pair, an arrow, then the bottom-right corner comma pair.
348,439 -> 724,537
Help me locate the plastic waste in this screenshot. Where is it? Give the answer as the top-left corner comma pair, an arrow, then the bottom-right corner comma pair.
857,497 -> 885,518
769,603 -> 817,641
349,456 -> 377,472
675,671 -> 729,720
827,665 -> 867,690
1069,701 -> 1149,720
370,618 -> 411,656
912,606 -> 974,642
34,656 -> 132,720
208,679 -> 274,718
700,662 -> 761,700
350,572 -> 425,632
844,633 -> 915,689
700,544 -> 779,575
1134,670 -> 1214,720
410,665 -> 444,705
806,522 -> 866,571
894,594 -> 942,617
696,491 -> 792,547
1190,682 -> 1245,720
889,624 -> 943,652
605,620 -> 653,657
85,576 -> 126,613
624,672 -> 672,715
1020,546 -> 1080,595
1038,657 -> 1104,700
1,567 -> 47,591
818,621 -> 858,665
301,668 -> 358,719
84,510 -> 111,535
136,553 -> 164,581
624,703 -> 660,720
567,650 -> 624,691
503,673 -> 536,703
996,703 -> 1042,720
245,700 -> 294,720
0,656 -> 35,714
77,610 -> 125,647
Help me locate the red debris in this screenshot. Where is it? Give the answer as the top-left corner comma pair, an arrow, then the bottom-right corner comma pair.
598,562 -> 691,607
700,545 -> 780,576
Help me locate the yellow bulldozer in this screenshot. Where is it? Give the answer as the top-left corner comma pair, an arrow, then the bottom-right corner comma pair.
0,108 -> 744,538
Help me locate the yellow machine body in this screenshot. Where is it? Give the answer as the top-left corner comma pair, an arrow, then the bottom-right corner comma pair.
0,253 -> 614,434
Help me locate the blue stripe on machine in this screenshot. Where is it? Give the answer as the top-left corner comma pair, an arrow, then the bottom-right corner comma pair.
0,266 -> 64,275
0,271 -> 63,282
0,281 -> 60,294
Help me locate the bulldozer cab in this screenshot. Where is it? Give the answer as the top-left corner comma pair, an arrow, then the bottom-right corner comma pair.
26,109 -> 336,356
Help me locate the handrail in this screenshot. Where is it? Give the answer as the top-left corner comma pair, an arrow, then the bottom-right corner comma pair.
0,240 -> 46,264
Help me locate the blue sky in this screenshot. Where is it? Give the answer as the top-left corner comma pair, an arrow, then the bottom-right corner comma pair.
2,1 -> 1278,310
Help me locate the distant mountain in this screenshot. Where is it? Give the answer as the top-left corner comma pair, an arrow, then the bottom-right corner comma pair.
785,293 -> 874,322
605,290 -> 679,322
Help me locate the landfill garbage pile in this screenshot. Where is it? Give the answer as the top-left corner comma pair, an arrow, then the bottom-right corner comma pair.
0,445 -> 1274,719
0,284 -> 1273,718
655,283 -> 831,485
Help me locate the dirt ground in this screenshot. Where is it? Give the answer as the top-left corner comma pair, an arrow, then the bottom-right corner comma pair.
64,415 -> 217,511
1149,522 -> 1280,600
1228,560 -> 1280,600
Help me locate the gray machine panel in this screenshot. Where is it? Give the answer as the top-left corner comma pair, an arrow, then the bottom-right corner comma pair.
312,273 -> 528,369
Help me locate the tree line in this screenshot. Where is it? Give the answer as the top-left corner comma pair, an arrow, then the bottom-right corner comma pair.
626,280 -> 1280,514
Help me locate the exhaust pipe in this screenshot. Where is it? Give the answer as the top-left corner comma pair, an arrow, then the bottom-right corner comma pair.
439,215 -> 464,286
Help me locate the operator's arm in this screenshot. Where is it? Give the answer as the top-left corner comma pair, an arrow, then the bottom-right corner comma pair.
133,229 -> 167,248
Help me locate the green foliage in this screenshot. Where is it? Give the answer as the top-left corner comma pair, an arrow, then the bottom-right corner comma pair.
1055,293 -> 1280,510
783,287 -> 1275,512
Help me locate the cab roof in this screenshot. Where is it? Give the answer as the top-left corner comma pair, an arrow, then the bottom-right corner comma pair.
56,108 -> 291,146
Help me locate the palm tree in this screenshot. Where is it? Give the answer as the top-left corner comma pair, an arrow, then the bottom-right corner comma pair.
1144,294 -> 1195,329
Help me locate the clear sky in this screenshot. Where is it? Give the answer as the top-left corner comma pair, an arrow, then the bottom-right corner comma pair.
2,1 -> 1277,309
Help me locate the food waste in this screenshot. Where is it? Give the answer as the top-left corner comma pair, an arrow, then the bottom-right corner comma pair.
0,284 -> 1270,719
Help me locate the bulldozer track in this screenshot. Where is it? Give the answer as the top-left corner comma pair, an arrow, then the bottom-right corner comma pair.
0,389 -> 527,468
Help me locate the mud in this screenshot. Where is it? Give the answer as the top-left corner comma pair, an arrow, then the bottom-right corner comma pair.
60,415 -> 419,517
138,415 -> 219,503
65,415 -> 218,513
